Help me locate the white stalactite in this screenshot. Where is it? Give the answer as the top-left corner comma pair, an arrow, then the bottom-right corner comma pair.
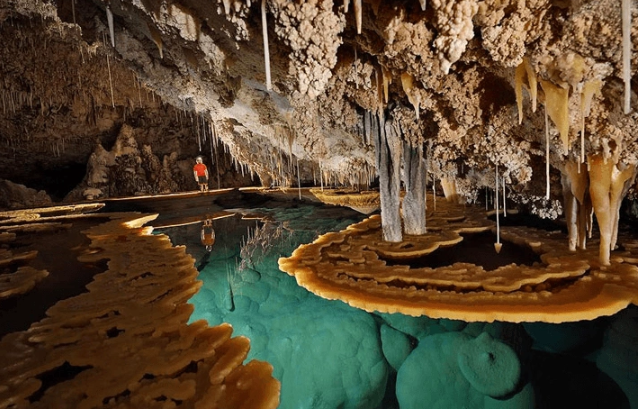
419,0 -> 426,11
354,0 -> 362,34
545,105 -> 550,200
494,165 -> 502,253
106,6 -> 115,48
503,175 -> 506,217
297,158 -> 301,200
344,0 -> 350,12
622,0 -> 631,113
106,55 -> 115,108
261,0 -> 272,91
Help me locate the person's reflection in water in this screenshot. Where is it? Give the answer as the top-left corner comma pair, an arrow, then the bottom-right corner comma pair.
201,219 -> 216,252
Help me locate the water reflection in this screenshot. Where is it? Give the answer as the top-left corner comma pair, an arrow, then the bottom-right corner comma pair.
156,200 -> 635,409
200,219 -> 216,252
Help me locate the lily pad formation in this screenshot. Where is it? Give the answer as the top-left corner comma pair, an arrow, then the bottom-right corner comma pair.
0,208 -> 280,409
279,196 -> 638,323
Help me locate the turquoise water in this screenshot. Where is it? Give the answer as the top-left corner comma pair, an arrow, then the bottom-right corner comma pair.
158,201 -> 637,409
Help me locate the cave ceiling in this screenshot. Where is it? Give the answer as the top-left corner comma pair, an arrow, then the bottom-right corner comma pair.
0,0 -> 637,202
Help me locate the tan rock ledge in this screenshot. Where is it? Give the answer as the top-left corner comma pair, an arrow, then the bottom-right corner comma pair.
279,199 -> 638,324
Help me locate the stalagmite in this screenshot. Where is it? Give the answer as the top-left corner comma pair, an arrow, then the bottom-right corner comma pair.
588,155 -> 637,265
622,0 -> 631,113
402,141 -> 427,235
540,80 -> 570,152
354,0 -> 362,34
106,55 -> 115,108
579,80 -> 602,165
106,6 -> 115,48
261,0 -> 272,91
544,105 -> 550,200
401,72 -> 420,119
494,165 -> 502,253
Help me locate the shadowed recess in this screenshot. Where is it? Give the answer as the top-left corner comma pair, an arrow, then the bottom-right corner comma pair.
380,231 -> 542,271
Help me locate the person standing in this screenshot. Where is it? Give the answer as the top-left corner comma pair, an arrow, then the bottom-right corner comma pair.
193,156 -> 209,191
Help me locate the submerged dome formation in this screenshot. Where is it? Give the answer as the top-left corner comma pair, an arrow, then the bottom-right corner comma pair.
279,196 -> 638,323
0,206 -> 280,409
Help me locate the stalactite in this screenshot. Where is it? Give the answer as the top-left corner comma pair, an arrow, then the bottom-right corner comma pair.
261,0 -> 272,91
588,156 -> 637,265
502,175 -> 506,217
544,104 -> 550,200
622,0 -> 631,113
344,0 -> 350,12
485,187 -> 488,211
222,0 -> 231,15
401,72 -> 420,119
106,54 -> 115,108
419,0 -> 426,11
363,110 -> 371,145
540,80 -> 570,152
494,165 -> 502,253
432,177 -> 436,211
320,160 -> 324,190
579,80 -> 602,167
524,57 -> 537,113
297,158 -> 301,200
354,0 -> 362,34
381,67 -> 390,104
106,6 -> 115,48
514,61 -> 526,125
211,121 -> 221,189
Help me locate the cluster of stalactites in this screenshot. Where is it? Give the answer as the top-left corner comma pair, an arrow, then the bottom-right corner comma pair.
560,156 -> 637,266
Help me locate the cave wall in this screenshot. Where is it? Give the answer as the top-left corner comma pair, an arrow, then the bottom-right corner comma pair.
0,0 -> 636,212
